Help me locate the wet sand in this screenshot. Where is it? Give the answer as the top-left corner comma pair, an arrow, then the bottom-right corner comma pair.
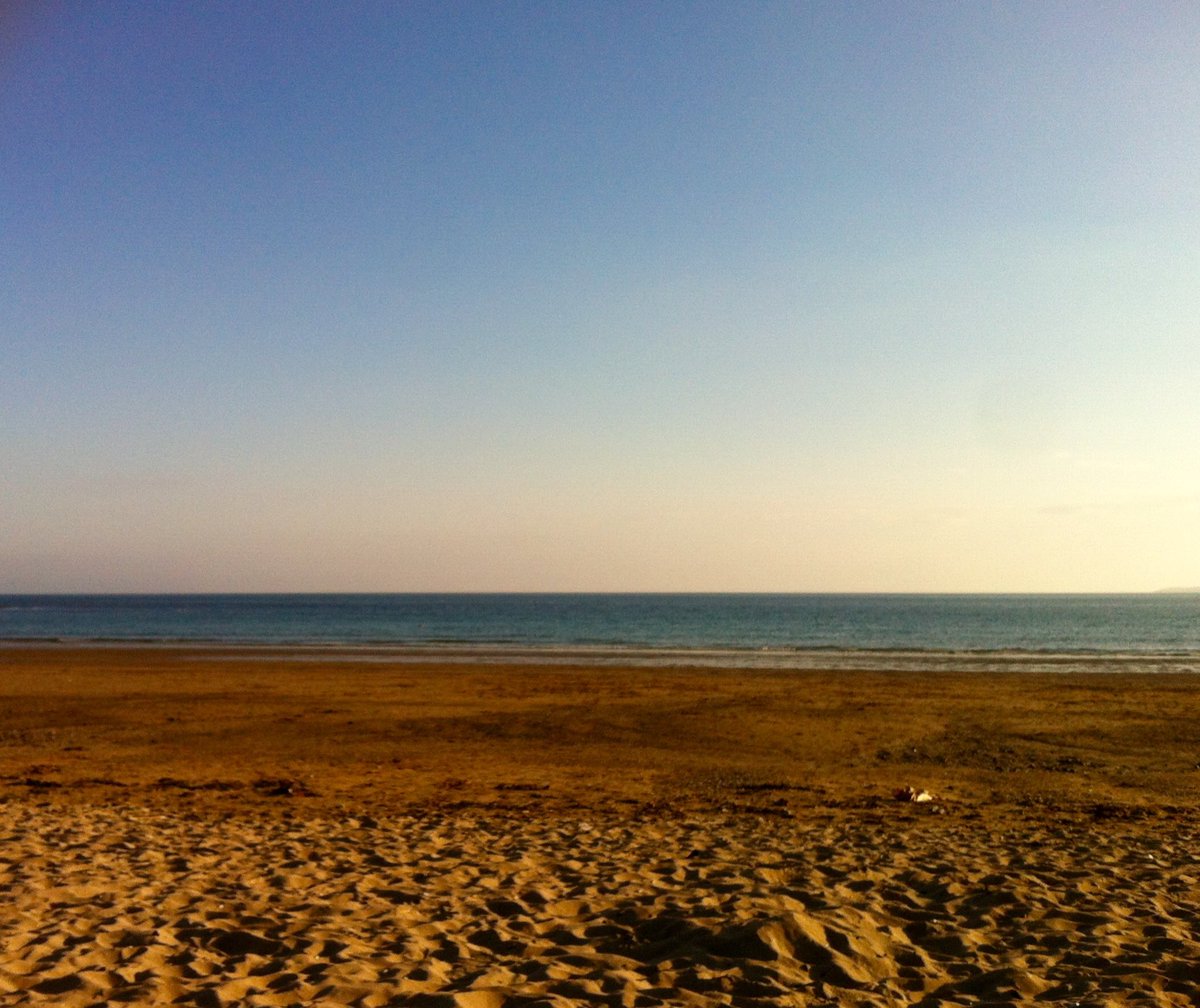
2,645 -> 1199,1005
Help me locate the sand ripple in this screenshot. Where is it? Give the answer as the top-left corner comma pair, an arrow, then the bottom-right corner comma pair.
2,804 -> 1199,1006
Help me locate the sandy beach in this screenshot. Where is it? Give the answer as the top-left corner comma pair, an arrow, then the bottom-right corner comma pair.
2,645 -> 1199,1005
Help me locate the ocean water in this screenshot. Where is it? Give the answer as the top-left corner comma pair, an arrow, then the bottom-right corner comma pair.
1,594 -> 1198,658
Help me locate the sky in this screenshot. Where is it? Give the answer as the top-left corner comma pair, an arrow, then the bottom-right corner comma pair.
2,1 -> 1198,593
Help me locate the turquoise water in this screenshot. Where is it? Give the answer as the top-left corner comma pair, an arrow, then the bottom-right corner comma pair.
1,593 -> 1198,654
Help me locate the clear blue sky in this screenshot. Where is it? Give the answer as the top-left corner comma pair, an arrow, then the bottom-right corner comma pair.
3,1 -> 1198,592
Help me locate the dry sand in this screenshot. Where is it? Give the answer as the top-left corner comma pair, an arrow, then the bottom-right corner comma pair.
1,645 -> 1199,1006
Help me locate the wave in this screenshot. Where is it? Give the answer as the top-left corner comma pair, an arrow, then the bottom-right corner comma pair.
4,638 -> 1200,675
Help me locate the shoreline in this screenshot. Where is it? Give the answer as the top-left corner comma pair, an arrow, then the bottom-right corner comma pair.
4,638 -> 1200,673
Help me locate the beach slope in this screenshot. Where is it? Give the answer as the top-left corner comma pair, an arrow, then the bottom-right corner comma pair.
1,646 -> 1198,1006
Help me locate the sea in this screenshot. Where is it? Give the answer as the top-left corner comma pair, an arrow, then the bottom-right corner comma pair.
2,593 -> 1199,672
